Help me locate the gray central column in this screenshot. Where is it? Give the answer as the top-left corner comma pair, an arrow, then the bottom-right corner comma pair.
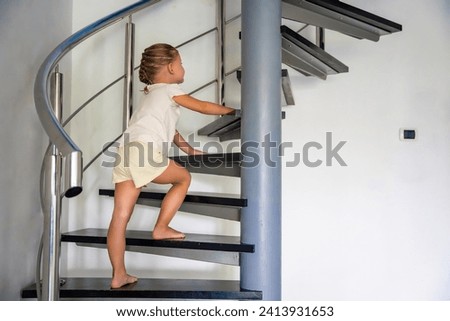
240,0 -> 282,300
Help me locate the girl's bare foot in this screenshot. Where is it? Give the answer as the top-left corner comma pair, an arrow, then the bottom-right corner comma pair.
111,274 -> 138,289
152,226 -> 185,240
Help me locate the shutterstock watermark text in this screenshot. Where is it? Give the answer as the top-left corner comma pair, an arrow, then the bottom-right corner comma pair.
101,132 -> 348,168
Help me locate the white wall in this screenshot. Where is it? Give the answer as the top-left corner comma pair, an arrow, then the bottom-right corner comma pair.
62,0 -> 450,301
282,0 -> 450,300
0,0 -> 73,300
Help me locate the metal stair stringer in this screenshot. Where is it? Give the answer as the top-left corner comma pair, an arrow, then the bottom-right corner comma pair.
281,0 -> 402,42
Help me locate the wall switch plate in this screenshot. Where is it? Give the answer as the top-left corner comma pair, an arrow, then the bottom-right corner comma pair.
400,128 -> 417,141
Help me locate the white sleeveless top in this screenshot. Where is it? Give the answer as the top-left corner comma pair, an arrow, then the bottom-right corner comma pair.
118,83 -> 185,154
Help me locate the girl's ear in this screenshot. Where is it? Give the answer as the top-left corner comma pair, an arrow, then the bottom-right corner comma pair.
168,63 -> 174,74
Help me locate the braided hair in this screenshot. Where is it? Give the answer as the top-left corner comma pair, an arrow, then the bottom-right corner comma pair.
139,43 -> 179,94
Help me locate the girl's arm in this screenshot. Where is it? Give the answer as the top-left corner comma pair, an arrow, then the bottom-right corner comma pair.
173,94 -> 235,115
173,131 -> 204,156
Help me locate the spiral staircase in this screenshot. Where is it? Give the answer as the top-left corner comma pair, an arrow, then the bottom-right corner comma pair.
21,0 -> 401,300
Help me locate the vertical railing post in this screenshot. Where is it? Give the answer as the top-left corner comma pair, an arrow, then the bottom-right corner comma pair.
217,0 -> 225,105
41,66 -> 63,300
316,26 -> 325,50
123,16 -> 135,130
240,0 -> 282,300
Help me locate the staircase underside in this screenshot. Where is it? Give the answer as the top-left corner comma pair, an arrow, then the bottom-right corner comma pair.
282,0 -> 402,42
281,25 -> 348,80
21,278 -> 262,300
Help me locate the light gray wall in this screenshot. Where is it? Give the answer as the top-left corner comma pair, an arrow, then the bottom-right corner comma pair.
0,0 -> 72,300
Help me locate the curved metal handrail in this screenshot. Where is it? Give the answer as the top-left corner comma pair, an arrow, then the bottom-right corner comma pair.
35,0 -> 162,197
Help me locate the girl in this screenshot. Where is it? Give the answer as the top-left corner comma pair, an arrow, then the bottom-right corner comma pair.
107,43 -> 235,289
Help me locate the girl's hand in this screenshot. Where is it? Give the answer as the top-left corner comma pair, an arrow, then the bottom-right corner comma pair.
173,131 -> 205,156
189,149 -> 205,156
173,94 -> 234,115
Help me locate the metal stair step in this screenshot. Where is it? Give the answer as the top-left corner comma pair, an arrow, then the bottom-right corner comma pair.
62,228 -> 254,253
281,25 -> 348,80
21,277 -> 262,300
171,153 -> 242,177
281,0 -> 402,42
100,189 -> 246,221
100,189 -> 246,207
197,110 -> 286,142
197,110 -> 242,142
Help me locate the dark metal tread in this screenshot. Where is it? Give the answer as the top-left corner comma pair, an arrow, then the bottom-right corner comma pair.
170,153 -> 242,177
21,277 -> 262,300
197,110 -> 286,142
281,0 -> 402,42
62,228 -> 254,253
197,111 -> 242,141
302,0 -> 402,32
100,189 -> 247,208
171,152 -> 242,167
281,25 -> 349,75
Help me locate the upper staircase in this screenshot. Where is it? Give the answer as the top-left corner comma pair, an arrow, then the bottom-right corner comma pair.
23,0 -> 401,300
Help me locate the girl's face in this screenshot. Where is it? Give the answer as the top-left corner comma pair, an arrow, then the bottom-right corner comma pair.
170,54 -> 185,84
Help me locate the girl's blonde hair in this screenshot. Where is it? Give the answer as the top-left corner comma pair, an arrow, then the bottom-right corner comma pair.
139,43 -> 179,93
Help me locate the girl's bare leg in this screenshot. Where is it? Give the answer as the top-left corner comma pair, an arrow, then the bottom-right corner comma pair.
107,180 -> 141,289
151,160 -> 191,240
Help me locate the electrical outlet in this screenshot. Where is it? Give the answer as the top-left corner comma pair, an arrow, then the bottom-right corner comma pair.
400,128 -> 417,141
